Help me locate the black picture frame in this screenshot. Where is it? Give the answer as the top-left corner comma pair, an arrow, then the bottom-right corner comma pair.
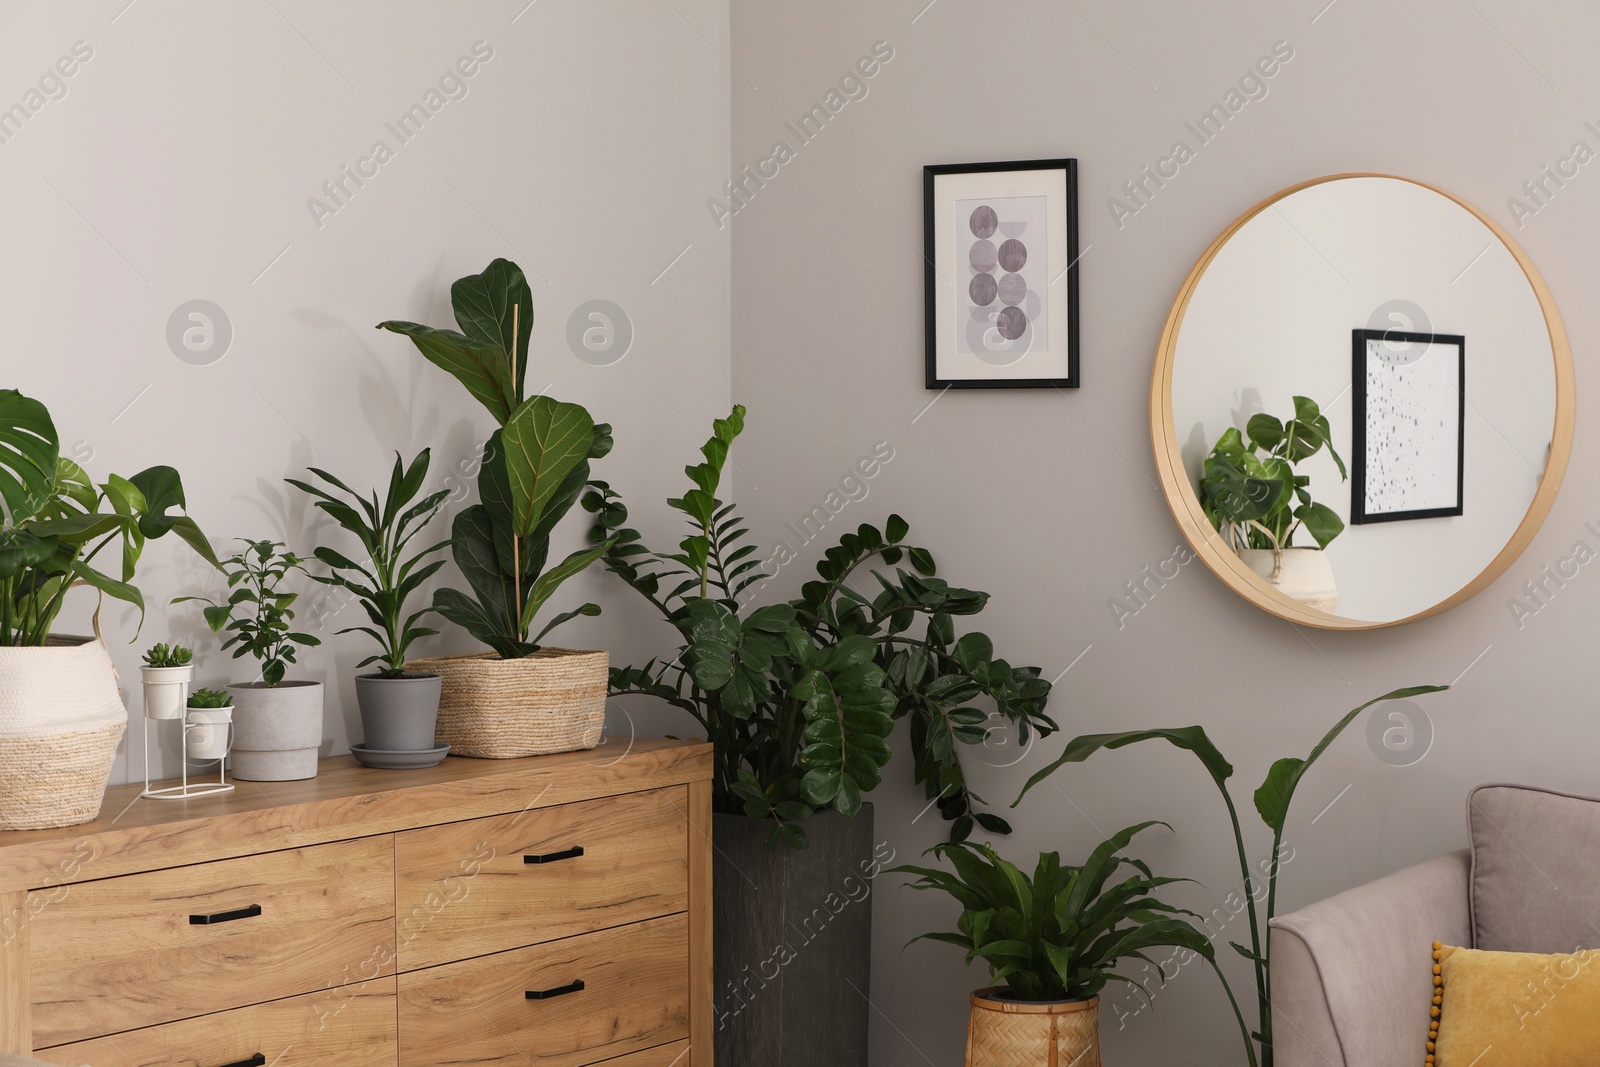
1350,328 -> 1465,524
923,159 -> 1079,389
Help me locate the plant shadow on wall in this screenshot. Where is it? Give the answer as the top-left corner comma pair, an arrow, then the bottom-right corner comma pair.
584,406 -> 1055,846
1012,685 -> 1448,1067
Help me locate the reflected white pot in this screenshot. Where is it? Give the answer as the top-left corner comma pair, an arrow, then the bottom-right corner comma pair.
1238,548 -> 1339,613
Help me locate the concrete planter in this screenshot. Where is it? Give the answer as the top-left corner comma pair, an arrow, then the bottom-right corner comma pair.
354,672 -> 442,752
712,805 -> 876,1067
227,680 -> 323,781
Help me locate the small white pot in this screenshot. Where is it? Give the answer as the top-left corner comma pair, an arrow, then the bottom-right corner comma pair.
1238,547 -> 1339,612
140,665 -> 194,720
185,706 -> 233,761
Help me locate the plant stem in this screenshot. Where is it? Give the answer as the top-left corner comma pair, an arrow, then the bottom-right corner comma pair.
510,303 -> 523,643
1210,956 -> 1261,1067
1219,788 -> 1269,1062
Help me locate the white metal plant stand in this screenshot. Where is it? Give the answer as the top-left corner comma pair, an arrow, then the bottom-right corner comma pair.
140,676 -> 234,800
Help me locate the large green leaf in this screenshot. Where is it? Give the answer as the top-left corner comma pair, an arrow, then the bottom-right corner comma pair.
451,258 -> 532,401
501,396 -> 595,538
448,506 -> 512,635
0,530 -> 58,579
376,321 -> 515,425
0,390 -> 59,523
1016,727 -> 1235,807
127,466 -> 186,538
520,541 -> 612,640
1253,685 -> 1448,833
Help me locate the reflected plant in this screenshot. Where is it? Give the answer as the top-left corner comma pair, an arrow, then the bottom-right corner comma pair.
1199,396 -> 1345,553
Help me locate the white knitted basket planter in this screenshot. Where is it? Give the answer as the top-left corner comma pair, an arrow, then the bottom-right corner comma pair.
0,635 -> 127,831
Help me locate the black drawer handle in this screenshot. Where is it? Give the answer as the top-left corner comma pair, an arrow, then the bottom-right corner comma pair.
216,1056 -> 266,1067
524,846 -> 584,865
190,904 -> 263,926
526,979 -> 585,1000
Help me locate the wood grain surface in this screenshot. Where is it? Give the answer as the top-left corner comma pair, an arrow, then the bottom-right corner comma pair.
31,977 -> 396,1067
30,837 -> 394,1047
0,740 -> 711,895
398,914 -> 689,1067
395,787 -> 687,971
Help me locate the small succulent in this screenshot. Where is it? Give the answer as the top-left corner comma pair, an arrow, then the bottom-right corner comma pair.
186,687 -> 233,709
142,643 -> 194,669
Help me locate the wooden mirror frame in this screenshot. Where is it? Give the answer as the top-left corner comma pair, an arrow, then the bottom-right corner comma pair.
1151,173 -> 1575,630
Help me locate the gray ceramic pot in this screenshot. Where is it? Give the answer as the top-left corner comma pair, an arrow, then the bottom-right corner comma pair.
227,680 -> 324,781
353,672 -> 442,752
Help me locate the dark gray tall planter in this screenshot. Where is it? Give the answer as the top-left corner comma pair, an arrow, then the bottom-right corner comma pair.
713,805 -> 877,1067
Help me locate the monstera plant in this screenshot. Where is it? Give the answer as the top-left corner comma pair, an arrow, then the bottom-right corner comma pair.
377,259 -> 615,760
0,388 -> 217,831
0,389 -> 217,645
1198,396 -> 1346,552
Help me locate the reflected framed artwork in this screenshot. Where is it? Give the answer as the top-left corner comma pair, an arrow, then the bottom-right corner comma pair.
1351,328 -> 1466,524
923,158 -> 1079,389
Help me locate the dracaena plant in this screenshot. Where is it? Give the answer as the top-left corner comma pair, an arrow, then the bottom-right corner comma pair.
584,404 -> 1056,848
180,540 -> 320,687
1198,396 -> 1347,552
892,823 -> 1223,1009
377,259 -> 613,658
287,450 -> 451,677
0,389 -> 218,645
1013,685 -> 1448,1067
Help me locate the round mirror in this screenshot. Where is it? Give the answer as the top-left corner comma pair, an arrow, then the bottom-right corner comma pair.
1153,174 -> 1573,629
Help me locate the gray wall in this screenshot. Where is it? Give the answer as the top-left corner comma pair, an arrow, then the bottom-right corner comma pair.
727,1 -> 1599,1063
0,1 -> 730,780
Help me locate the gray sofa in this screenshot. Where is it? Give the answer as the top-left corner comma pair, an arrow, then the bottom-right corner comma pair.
1270,783 -> 1600,1067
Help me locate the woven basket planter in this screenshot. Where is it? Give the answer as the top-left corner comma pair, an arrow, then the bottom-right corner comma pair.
405,648 -> 607,758
966,988 -> 1100,1067
0,636 -> 127,831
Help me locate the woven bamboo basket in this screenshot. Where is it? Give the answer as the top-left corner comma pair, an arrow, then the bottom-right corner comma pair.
0,635 -> 128,831
966,988 -> 1100,1067
405,648 -> 607,758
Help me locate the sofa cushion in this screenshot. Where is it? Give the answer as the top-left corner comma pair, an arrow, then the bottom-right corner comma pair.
1428,941 -> 1600,1066
1469,783 -> 1600,953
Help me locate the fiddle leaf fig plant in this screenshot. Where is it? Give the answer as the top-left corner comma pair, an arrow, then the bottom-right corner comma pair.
0,388 -> 219,645
377,259 -> 613,659
1013,684 -> 1449,1067
1198,396 -> 1347,552
586,404 -> 1057,848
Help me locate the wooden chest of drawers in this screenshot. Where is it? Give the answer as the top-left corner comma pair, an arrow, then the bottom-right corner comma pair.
0,738 -> 713,1067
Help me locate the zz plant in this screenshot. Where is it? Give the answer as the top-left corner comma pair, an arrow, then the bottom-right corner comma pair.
181,540 -> 320,687
288,450 -> 451,677
378,259 -> 613,658
893,823 -> 1225,1011
1199,396 -> 1346,552
586,404 -> 1056,847
0,389 -> 217,644
1013,684 -> 1448,1067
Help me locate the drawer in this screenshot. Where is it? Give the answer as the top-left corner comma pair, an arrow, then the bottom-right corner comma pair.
398,913 -> 689,1067
30,837 -> 395,1047
395,787 -> 688,970
32,977 -> 396,1067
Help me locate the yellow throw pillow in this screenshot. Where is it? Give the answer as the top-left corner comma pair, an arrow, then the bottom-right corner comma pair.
1428,940 -> 1600,1066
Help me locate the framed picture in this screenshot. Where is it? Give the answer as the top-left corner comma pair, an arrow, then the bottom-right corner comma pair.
924,159 -> 1079,389
1351,328 -> 1465,524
